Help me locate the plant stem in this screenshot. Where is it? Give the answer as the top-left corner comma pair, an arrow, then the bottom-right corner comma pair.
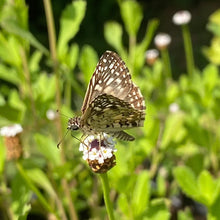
20,48 -> 37,121
129,35 -> 136,74
16,161 -> 59,218
43,1 -> 78,220
99,173 -> 115,220
161,49 -> 172,79
182,24 -> 194,77
149,118 -> 165,178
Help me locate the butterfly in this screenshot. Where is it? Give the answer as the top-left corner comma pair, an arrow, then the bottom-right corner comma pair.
68,51 -> 145,141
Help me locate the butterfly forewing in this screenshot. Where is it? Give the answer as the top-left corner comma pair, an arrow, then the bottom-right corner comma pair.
81,51 -> 145,114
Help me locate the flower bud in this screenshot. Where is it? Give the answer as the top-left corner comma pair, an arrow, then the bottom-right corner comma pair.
79,134 -> 117,173
154,33 -> 171,50
172,10 -> 191,25
145,49 -> 159,65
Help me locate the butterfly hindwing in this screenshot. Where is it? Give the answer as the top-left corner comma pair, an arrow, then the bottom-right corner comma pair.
81,94 -> 145,132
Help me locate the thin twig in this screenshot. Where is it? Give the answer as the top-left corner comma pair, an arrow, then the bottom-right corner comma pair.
43,0 -> 78,219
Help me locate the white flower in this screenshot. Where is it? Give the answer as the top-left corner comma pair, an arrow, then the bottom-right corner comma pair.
46,109 -> 57,120
0,124 -> 23,137
145,49 -> 159,65
172,10 -> 191,25
169,103 -> 180,113
154,33 -> 171,50
145,49 -> 159,60
80,133 -> 116,164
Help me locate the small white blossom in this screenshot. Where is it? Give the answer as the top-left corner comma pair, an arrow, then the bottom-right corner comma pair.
80,133 -> 116,163
145,49 -> 159,65
46,109 -> 57,120
0,124 -> 23,137
169,103 -> 180,113
172,10 -> 191,25
145,49 -> 159,60
154,33 -> 171,50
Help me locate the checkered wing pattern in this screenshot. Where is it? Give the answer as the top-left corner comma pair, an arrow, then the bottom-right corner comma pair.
80,51 -> 145,141
81,51 -> 145,114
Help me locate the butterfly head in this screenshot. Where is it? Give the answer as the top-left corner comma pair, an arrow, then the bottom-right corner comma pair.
67,116 -> 81,131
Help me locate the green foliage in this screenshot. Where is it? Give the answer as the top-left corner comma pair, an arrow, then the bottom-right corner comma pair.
203,9 -> 220,64
0,0 -> 220,219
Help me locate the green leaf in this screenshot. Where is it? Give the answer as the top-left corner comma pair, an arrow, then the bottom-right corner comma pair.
144,198 -> 170,220
208,195 -> 220,220
117,193 -> 131,218
173,166 -> 200,199
104,21 -> 125,56
203,64 -> 218,92
202,37 -> 220,65
79,45 -> 98,84
132,171 -> 150,217
0,64 -> 20,85
120,0 -> 143,36
1,21 -> 49,55
58,0 -> 86,58
33,74 -> 56,102
198,170 -> 220,206
0,105 -> 22,122
66,43 -> 79,69
166,83 -> 179,102
0,34 -> 22,67
26,168 -> 56,198
0,94 -> 5,106
29,51 -> 43,73
161,113 -> 185,149
11,173 -> 31,219
0,139 -> 6,174
9,90 -> 26,111
134,19 -> 159,73
34,134 -> 61,166
209,9 -> 220,26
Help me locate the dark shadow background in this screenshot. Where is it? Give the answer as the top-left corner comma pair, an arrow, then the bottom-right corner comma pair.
26,0 -> 220,77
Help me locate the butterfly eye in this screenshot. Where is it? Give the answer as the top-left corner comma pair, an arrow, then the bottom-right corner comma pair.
69,125 -> 79,130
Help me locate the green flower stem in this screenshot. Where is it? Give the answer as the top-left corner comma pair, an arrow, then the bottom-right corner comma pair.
99,173 -> 115,220
161,49 -> 172,78
182,24 -> 195,77
129,35 -> 136,75
16,161 -> 59,219
43,1 -> 78,220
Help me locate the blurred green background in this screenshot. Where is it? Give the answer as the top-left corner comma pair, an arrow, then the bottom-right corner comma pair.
0,0 -> 220,220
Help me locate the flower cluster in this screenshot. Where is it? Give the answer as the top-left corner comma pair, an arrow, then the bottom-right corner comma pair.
0,124 -> 23,160
79,133 -> 117,173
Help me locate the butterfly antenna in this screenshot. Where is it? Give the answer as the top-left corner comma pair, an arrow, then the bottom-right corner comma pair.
71,133 -> 84,144
56,109 -> 72,119
57,129 -> 70,149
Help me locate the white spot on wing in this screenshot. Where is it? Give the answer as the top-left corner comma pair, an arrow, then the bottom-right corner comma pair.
106,77 -> 114,86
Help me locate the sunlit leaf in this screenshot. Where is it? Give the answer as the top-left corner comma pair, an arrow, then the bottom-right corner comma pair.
79,45 -> 98,84
120,0 -> 143,36
58,0 -> 86,58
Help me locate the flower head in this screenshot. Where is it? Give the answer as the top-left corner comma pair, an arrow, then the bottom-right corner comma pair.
0,124 -> 23,137
80,133 -> 117,173
172,10 -> 191,25
46,109 -> 58,120
145,49 -> 159,65
0,124 -> 23,160
169,103 -> 180,113
154,33 -> 171,50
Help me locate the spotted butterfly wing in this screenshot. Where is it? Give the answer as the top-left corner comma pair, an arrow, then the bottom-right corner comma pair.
68,51 -> 145,141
